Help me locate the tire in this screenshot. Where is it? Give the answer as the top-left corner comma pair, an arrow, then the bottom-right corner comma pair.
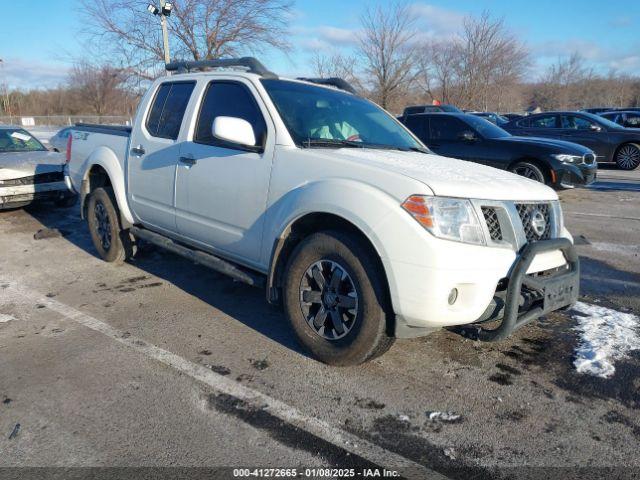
282,231 -> 394,366
510,161 -> 546,184
615,143 -> 640,170
55,195 -> 78,208
86,187 -> 134,263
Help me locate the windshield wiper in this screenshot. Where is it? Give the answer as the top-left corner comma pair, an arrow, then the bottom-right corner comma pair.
303,138 -> 364,149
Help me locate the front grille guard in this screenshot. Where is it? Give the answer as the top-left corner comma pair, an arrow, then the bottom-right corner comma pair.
476,238 -> 580,342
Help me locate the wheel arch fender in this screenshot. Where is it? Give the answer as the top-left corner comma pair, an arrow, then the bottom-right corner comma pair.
263,178 -> 416,313
80,146 -> 135,226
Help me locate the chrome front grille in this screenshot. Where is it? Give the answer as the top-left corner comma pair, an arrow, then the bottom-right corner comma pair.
481,207 -> 503,241
473,200 -> 561,250
516,203 -> 552,242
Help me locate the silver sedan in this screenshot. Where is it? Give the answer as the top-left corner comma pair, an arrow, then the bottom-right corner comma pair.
0,126 -> 76,210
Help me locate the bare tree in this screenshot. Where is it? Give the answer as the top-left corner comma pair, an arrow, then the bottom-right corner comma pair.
69,63 -> 136,116
311,52 -> 364,93
81,0 -> 293,79
415,12 -> 528,111
357,2 -> 418,110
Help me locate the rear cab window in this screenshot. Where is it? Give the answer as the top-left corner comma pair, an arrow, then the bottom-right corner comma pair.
146,81 -> 196,140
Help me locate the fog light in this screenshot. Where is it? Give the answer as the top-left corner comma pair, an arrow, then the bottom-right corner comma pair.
448,288 -> 458,305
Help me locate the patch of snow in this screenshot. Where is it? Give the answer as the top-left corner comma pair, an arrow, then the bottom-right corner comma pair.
427,411 -> 461,422
443,447 -> 457,460
398,414 -> 410,422
570,301 -> 640,379
0,314 -> 16,323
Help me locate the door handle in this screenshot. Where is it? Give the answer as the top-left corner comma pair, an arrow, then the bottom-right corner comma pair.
131,145 -> 146,156
179,156 -> 197,166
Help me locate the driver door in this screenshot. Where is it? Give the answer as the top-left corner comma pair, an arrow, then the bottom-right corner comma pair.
174,80 -> 274,265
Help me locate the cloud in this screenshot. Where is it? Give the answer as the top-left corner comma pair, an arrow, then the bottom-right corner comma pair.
291,25 -> 360,53
409,3 -> 466,35
0,58 -> 69,90
531,40 -> 640,75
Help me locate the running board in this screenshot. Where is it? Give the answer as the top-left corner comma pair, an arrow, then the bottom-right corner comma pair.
130,227 -> 265,288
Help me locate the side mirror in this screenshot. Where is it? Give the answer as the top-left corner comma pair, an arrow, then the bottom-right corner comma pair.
459,131 -> 477,142
212,116 -> 256,147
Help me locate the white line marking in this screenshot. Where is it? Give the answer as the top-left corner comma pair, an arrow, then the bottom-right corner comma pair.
564,211 -> 640,221
1,281 -> 446,480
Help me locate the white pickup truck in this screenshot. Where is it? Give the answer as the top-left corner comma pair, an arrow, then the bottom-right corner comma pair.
66,58 -> 579,365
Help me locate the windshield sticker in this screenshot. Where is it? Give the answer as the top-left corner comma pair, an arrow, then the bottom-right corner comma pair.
10,132 -> 32,142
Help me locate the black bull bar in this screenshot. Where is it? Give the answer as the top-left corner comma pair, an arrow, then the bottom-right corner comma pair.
476,238 -> 580,342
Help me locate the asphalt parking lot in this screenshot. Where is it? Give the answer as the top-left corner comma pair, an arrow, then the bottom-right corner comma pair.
1,166 -> 639,479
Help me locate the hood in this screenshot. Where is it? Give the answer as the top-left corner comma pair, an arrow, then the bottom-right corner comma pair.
321,148 -> 558,201
498,135 -> 592,153
0,150 -> 65,181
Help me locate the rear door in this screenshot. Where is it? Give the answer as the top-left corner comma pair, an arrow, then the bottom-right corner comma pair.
520,114 -> 560,138
175,79 -> 274,265
128,81 -> 195,233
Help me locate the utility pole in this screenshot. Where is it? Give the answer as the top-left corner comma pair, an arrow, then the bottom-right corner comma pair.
147,2 -> 173,71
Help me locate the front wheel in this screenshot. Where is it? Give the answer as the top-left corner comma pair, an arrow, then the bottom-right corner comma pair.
86,187 -> 134,263
615,143 -> 640,170
283,231 -> 394,366
510,161 -> 546,184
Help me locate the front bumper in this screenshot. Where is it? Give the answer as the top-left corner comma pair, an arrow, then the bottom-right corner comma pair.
474,238 -> 579,341
0,181 -> 73,209
553,162 -> 597,188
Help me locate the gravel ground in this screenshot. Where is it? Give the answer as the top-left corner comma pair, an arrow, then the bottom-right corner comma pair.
0,166 -> 638,479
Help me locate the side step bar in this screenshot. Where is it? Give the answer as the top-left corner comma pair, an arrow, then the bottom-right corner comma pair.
130,227 -> 265,288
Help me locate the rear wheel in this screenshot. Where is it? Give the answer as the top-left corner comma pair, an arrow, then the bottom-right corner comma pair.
86,187 -> 134,263
283,231 -> 394,366
510,161 -> 546,184
615,143 -> 640,170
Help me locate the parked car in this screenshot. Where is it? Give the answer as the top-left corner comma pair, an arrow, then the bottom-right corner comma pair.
0,126 -> 76,210
49,127 -> 74,153
401,104 -> 461,118
401,113 -> 597,188
469,112 -> 510,126
503,111 -> 640,170
66,58 -> 579,366
599,111 -> 640,129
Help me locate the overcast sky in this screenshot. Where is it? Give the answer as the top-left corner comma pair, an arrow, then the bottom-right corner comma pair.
1,0 -> 639,89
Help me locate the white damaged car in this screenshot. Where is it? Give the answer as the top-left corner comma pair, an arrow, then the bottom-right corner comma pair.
0,126 -> 76,210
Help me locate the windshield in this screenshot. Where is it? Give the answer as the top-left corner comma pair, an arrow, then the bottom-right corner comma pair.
582,112 -> 623,130
0,128 -> 46,153
463,115 -> 511,139
261,79 -> 426,152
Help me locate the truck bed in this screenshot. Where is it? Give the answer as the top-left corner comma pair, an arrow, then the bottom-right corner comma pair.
74,123 -> 132,137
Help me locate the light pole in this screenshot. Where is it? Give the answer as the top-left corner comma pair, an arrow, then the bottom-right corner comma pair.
147,1 -> 173,68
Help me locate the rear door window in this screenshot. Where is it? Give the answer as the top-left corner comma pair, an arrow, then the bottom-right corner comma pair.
529,115 -> 558,129
194,81 -> 267,149
403,115 -> 428,140
429,116 -> 467,141
146,82 -> 196,140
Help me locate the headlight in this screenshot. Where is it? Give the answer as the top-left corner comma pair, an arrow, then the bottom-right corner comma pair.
552,154 -> 582,164
401,195 -> 486,245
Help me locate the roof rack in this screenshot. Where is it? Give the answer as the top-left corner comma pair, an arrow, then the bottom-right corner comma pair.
296,77 -> 357,95
165,57 -> 278,79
